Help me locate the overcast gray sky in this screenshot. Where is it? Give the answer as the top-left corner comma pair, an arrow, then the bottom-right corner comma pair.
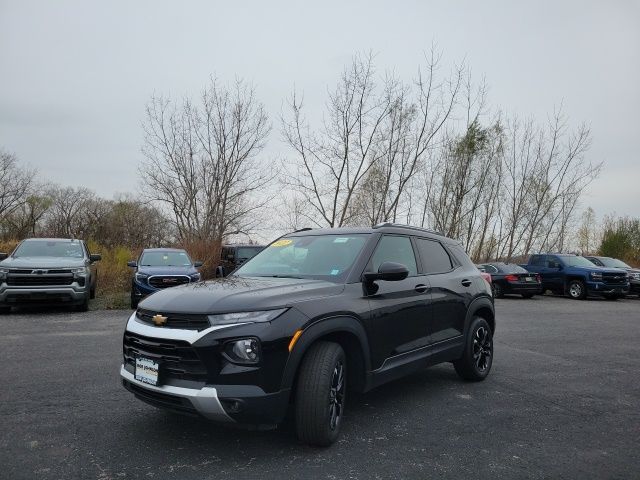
1,0 -> 639,221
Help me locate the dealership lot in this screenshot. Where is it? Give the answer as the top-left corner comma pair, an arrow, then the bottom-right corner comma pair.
1,297 -> 639,480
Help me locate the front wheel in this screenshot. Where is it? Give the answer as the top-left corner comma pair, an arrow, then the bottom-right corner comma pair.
454,317 -> 493,381
567,280 -> 587,300
295,341 -> 346,447
75,294 -> 90,312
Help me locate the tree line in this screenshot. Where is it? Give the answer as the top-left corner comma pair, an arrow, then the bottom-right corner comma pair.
1,50 -> 627,264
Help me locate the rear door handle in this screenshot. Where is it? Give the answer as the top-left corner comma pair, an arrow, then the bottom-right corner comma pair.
414,284 -> 428,293
461,279 -> 472,287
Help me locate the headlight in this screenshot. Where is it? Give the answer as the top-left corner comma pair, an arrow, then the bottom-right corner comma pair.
208,308 -> 287,325
135,273 -> 149,283
590,272 -> 603,281
190,272 -> 201,282
630,272 -> 640,280
224,338 -> 261,364
70,267 -> 89,275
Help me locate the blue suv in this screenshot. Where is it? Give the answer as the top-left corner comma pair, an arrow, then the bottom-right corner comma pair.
522,253 -> 630,300
127,248 -> 202,308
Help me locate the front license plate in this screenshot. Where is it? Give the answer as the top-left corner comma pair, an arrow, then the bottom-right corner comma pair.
135,357 -> 160,386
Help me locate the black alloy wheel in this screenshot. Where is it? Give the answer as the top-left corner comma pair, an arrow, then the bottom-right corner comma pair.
295,341 -> 347,446
454,317 -> 493,381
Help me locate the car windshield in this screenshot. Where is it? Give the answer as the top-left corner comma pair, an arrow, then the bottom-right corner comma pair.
595,257 -> 630,269
235,234 -> 368,282
13,240 -> 84,258
140,251 -> 192,266
236,247 -> 264,260
497,263 -> 528,274
560,256 -> 598,267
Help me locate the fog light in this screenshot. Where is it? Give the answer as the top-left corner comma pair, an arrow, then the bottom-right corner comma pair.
226,338 -> 261,364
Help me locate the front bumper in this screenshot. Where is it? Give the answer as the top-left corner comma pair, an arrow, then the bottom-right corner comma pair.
586,281 -> 630,296
120,366 -> 232,421
0,284 -> 89,305
120,311 -> 297,425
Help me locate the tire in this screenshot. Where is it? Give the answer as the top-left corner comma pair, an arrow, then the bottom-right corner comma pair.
603,294 -> 619,301
567,280 -> 587,300
454,317 -> 493,382
0,306 -> 10,314
295,341 -> 346,447
521,293 -> 535,299
90,274 -> 97,299
492,283 -> 504,299
75,294 -> 89,312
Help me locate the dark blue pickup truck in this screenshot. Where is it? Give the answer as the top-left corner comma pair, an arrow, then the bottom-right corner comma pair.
521,254 -> 630,300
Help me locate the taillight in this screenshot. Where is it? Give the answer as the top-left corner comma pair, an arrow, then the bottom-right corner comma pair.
505,274 -> 519,282
480,272 -> 492,285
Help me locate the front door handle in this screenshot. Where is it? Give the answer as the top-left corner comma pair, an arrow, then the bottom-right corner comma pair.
414,284 -> 428,293
461,279 -> 472,287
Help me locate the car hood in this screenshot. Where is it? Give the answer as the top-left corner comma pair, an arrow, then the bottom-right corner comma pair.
137,265 -> 199,276
138,275 -> 345,314
0,256 -> 86,269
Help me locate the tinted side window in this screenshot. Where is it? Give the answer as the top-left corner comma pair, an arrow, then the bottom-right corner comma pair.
547,256 -> 561,268
370,236 -> 417,276
485,264 -> 499,274
415,239 -> 453,274
531,255 -> 546,267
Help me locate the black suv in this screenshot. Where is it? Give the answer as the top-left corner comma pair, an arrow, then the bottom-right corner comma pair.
120,224 -> 494,446
216,244 -> 265,277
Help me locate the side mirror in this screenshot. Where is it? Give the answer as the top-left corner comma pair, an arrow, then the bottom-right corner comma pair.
127,261 -> 137,268
215,265 -> 224,278
0,252 -> 7,261
193,261 -> 203,268
90,254 -> 102,263
363,262 -> 410,283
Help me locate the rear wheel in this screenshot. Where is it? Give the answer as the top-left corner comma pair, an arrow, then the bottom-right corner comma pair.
521,293 -> 535,299
295,341 -> 346,447
567,280 -> 587,300
603,294 -> 619,301
454,317 -> 493,381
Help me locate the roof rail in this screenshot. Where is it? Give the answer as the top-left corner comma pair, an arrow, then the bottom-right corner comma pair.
372,222 -> 445,237
293,227 -> 313,233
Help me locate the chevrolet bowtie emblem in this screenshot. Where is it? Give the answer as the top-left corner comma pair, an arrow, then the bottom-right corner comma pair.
152,314 -> 168,326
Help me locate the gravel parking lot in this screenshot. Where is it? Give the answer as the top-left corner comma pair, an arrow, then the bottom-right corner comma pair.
1,296 -> 639,480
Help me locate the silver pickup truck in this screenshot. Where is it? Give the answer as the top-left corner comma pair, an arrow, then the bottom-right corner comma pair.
0,238 -> 101,312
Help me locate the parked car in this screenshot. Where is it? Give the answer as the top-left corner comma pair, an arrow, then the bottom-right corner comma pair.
0,238 -> 100,312
584,256 -> 640,296
521,253 -> 630,300
127,248 -> 203,309
120,223 -> 495,446
216,244 -> 266,277
477,262 -> 542,298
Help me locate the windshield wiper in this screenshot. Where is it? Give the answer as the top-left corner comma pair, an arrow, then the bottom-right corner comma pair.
256,274 -> 304,279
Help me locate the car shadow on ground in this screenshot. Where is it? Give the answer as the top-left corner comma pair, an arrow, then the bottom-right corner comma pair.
117,365 -> 461,456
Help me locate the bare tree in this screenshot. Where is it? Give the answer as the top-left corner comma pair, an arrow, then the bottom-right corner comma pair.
0,150 -> 37,225
283,51 -> 465,228
141,78 -> 271,244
